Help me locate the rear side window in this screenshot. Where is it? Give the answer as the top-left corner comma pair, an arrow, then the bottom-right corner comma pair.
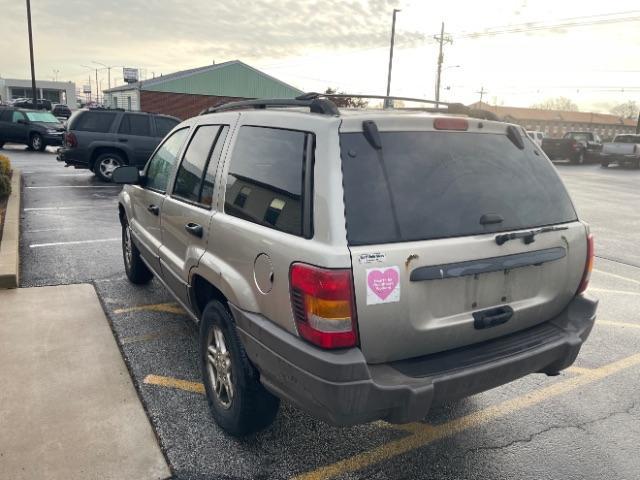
72,112 -> 117,133
0,110 -> 12,121
118,114 -> 151,136
173,125 -> 228,207
155,117 -> 180,137
224,126 -> 314,237
340,131 -> 577,246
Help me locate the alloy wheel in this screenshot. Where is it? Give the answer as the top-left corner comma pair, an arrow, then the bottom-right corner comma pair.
206,326 -> 234,409
99,157 -> 121,179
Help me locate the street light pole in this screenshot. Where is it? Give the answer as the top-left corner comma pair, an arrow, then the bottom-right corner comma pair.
385,9 -> 400,108
25,0 -> 38,108
434,22 -> 453,107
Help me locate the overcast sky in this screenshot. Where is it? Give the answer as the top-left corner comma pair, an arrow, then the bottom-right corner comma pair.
2,0 -> 639,112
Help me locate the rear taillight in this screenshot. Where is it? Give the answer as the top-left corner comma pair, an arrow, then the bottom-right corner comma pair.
433,117 -> 468,131
289,263 -> 358,349
577,233 -> 594,294
64,132 -> 77,148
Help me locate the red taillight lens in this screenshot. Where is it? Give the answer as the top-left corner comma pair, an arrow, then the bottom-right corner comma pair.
577,234 -> 594,294
64,132 -> 77,148
290,263 -> 358,349
433,117 -> 468,131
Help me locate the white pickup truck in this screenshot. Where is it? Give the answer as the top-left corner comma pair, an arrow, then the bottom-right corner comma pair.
600,134 -> 640,168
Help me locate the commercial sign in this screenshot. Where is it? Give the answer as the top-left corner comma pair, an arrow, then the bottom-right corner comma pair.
82,84 -> 91,94
123,68 -> 139,83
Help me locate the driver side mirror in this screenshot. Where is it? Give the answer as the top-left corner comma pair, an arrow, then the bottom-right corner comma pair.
112,166 -> 142,184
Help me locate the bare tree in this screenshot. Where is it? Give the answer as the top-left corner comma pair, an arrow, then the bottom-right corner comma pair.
610,101 -> 639,119
324,88 -> 368,108
531,97 -> 579,111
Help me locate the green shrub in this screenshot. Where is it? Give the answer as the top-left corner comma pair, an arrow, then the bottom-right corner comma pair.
0,174 -> 10,198
0,154 -> 10,176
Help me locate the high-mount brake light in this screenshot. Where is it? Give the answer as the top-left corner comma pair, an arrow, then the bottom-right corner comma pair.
289,263 -> 358,349
433,117 -> 469,131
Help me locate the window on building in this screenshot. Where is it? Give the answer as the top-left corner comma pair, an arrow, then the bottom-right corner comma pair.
41,89 -> 61,103
145,128 -> 190,193
224,126 -> 314,237
113,97 -> 118,109
118,114 -> 151,136
9,87 -> 35,100
173,125 -> 228,206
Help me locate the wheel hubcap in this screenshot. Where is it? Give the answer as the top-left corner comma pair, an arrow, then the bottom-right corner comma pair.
123,226 -> 133,268
206,326 -> 234,409
32,136 -> 41,149
99,157 -> 121,178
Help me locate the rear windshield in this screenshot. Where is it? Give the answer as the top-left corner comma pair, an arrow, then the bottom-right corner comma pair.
70,111 -> 117,133
614,135 -> 640,143
340,131 -> 577,246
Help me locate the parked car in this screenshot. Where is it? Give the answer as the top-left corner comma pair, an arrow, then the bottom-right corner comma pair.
57,109 -> 180,181
600,134 -> 640,169
52,103 -> 72,119
13,98 -> 53,111
113,95 -> 597,436
0,107 -> 65,151
526,130 -> 545,146
541,131 -> 602,164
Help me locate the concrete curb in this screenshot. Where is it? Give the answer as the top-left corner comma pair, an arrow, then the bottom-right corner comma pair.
0,169 -> 21,289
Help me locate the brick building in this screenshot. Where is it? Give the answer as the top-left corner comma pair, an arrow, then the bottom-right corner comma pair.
470,102 -> 638,139
102,60 -> 302,120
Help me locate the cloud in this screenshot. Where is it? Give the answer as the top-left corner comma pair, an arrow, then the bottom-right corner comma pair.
2,0 -> 423,79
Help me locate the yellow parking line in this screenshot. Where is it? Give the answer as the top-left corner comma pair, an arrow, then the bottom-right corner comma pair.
592,269 -> 640,286
590,288 -> 640,296
291,352 -> 640,480
113,302 -> 185,315
599,320 -> 640,330
143,374 -> 205,394
566,366 -> 595,375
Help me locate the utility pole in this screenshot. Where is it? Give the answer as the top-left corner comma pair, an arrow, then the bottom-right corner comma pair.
25,0 -> 38,108
477,86 -> 487,104
434,22 -> 453,107
385,9 -> 401,108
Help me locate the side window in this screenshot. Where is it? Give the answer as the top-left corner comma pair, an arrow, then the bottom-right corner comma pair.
224,126 -> 314,237
0,110 -> 12,121
73,112 -> 117,132
145,128 -> 189,193
118,114 -> 151,136
173,125 -> 226,206
12,111 -> 25,123
155,117 -> 180,138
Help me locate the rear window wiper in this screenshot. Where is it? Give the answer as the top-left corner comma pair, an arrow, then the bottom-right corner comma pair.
495,225 -> 569,245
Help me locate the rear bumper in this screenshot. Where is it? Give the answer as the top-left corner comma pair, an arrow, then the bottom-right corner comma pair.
600,153 -> 639,164
232,294 -> 597,426
57,148 -> 89,168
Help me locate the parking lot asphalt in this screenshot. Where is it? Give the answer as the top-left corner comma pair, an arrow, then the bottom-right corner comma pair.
5,145 -> 640,480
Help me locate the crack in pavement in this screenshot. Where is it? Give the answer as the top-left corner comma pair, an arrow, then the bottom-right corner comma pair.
467,401 -> 639,454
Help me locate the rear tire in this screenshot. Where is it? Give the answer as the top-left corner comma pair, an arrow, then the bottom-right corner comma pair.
634,159 -> 640,170
571,151 -> 585,165
122,218 -> 153,284
94,152 -> 124,182
600,161 -> 609,168
0,142 -> 4,148
200,300 -> 279,436
30,133 -> 46,152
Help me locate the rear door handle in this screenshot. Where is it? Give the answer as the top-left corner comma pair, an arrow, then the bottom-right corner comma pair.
147,204 -> 160,215
473,306 -> 513,330
184,223 -> 203,238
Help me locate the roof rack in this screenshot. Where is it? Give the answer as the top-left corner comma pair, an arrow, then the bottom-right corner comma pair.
200,98 -> 340,116
200,92 -> 500,121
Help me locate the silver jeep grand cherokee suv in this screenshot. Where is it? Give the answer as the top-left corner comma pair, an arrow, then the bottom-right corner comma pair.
114,94 -> 597,436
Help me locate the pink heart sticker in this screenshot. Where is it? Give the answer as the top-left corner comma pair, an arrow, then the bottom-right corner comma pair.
367,268 -> 399,300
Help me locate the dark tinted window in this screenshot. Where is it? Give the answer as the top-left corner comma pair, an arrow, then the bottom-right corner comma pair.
173,125 -> 226,206
200,127 -> 229,207
145,128 -> 189,192
0,109 -> 12,121
224,126 -> 313,237
118,114 -> 151,136
155,117 -> 179,137
340,131 -> 577,246
614,135 -> 640,143
72,112 -> 117,133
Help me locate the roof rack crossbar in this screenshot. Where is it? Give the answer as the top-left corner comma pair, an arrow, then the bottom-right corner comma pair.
200,98 -> 339,116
